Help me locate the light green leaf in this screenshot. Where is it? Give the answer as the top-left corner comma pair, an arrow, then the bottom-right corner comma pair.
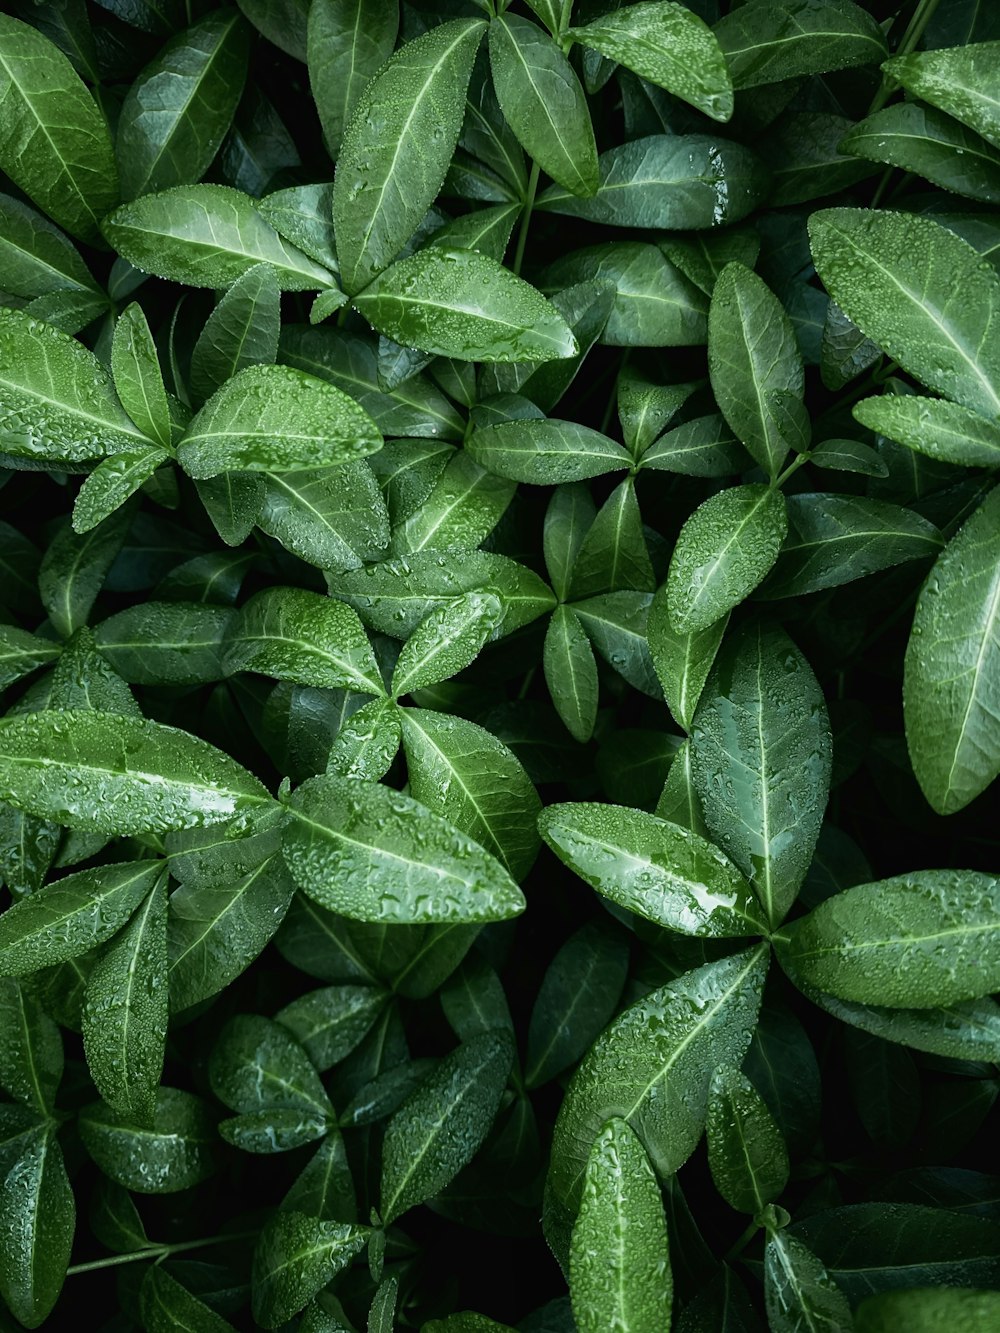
655,739 -> 709,838
884,41 -> 1000,151
392,591 -> 501,698
706,1066 -> 789,1214
761,494 -> 943,599
258,184 -> 338,274
326,698 -> 402,783
189,262 -> 281,406
617,372 -> 697,458
178,363 -> 382,478
708,262 -> 803,477
544,484 -> 596,604
283,775 -> 526,924
0,709 -> 272,834
547,946 -> 768,1218
196,472 -> 264,546
401,708 -> 542,880
38,508 -> 130,639
568,478 -> 654,598
904,485 -> 1000,814
224,586 -> 383,696
570,1117 -> 672,1333
808,208 -> 1000,417
467,418 -> 628,484
0,14 -> 118,243
116,10 -> 249,200
764,1231 -> 852,1333
853,394 -> 1000,469
82,874 -> 168,1126
638,413 -> 750,478
388,450 -> 513,558
665,484 -> 788,634
809,436 -> 887,477
537,135 -> 766,229
489,14 -> 598,198
333,19 -> 487,294
79,1087 -> 217,1193
110,303 -> 171,449
0,308 -> 154,465
353,247 -> 577,364
95,601 -> 233,686
260,463 -> 389,571
168,851 -> 295,1013
307,0 -> 397,160
840,103 -> 1000,204
539,802 -> 766,937
251,1211 -> 368,1330
569,1 -> 732,120
0,626 -> 60,693
103,184 -> 336,291
713,0 -> 887,91
780,869 -> 1000,1008
0,1128 -> 74,1329
544,605 -> 599,744
380,1030 -> 514,1224
648,585 -> 727,733
73,446 -> 171,535
691,622 -> 832,927
0,860 -> 160,977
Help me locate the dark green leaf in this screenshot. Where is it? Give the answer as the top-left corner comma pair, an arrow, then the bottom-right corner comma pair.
841,103 -> 1000,204
307,0 -> 397,160
140,1265 -> 238,1333
884,41 -> 1000,150
190,263 -> 281,405
0,1128 -> 74,1329
251,1210 -> 368,1329
706,1066 -> 789,1214
543,605 -> 599,743
713,0 -> 887,90
853,394 -> 1000,469
467,418 -> 628,484
764,1230 -> 852,1333
79,1087 -> 217,1193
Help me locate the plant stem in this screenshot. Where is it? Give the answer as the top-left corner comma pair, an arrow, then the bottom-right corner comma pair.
724,1219 -> 760,1263
513,161 -> 541,278
773,451 -> 811,490
66,1231 -> 257,1277
868,0 -> 942,114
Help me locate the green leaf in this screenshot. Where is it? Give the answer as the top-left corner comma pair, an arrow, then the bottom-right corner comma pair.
760,494 -> 943,599
574,590 -> 661,697
884,41 -> 1000,151
655,739 -> 709,838
569,478 -> 653,598
809,436 -> 887,477
224,586 -> 383,696
840,103 -> 1000,204
401,708 -> 542,881
648,585 -> 727,733
691,622 -> 832,927
571,1128 -> 671,1333
260,463 -> 389,571
168,851 -> 295,1012
388,450 -> 514,558
568,1 -> 732,121
904,485 -> 1000,815
0,979 -> 62,1115
525,920 -> 628,1089
258,184 -> 338,275
82,874 -> 168,1127
638,413 -> 750,478
189,262 -> 281,406
808,208 -> 1000,417
708,262 -> 803,478
333,19 -> 487,295
276,984 -> 384,1072
706,1066 -> 789,1214
0,860 -> 160,977
489,15 -> 598,198
0,308 -> 155,465
38,508 -> 130,639
764,1230 -> 852,1333
537,135 -> 766,230
780,869 -> 1000,1008
282,774 -> 526,924
665,484 -> 788,634
236,0 -> 309,59
327,698 -> 402,783
353,248 -> 577,364
713,0 -> 888,91
853,393 -> 1000,469
73,446 -> 172,535
196,472 -> 264,546
548,947 -> 768,1220
539,802 -> 766,937
467,418 -> 628,484
140,1266 -> 238,1333
0,626 -> 60,693
79,1087 -> 217,1193
0,14 -> 118,243
103,184 -> 336,291
0,1128 -> 74,1329
177,363 -> 382,478
380,1029 -> 514,1224
440,953 -> 512,1042
854,1288 -> 1000,1333
0,709 -> 271,834
116,10 -> 249,200
543,605 -> 599,744
251,1211 -> 368,1329
209,1014 -> 333,1118
307,0 -> 397,160
109,304 -> 169,450
0,193 -> 102,300
95,601 -> 233,685
799,986 -> 1000,1064
391,591 -> 501,698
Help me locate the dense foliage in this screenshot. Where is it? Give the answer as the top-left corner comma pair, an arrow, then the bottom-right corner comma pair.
0,0 -> 999,1328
